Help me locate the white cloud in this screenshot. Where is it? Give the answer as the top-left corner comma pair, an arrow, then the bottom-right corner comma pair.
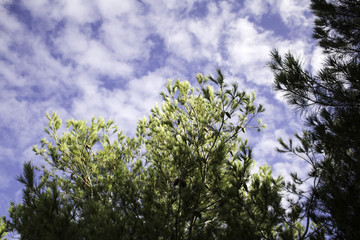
311,46 -> 326,74
273,160 -> 311,183
72,87 -> 143,135
187,4 -> 231,63
63,0 -> 98,23
83,41 -> 133,76
0,4 -> 23,33
227,18 -> 271,64
242,0 -> 270,18
56,24 -> 89,55
0,0 -> 322,219
70,67 -> 176,135
166,30 -> 194,61
224,18 -> 275,85
0,146 -> 15,164
52,22 -> 136,78
272,0 -> 311,28
96,0 -> 138,18
101,14 -> 153,60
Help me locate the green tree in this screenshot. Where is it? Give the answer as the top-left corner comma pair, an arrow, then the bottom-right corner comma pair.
6,162 -> 77,240
4,70 -> 313,239
269,0 -> 360,239
136,72 -> 284,239
0,218 -> 7,240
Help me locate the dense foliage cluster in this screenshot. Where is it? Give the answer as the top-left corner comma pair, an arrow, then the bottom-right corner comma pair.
269,0 -> 360,239
2,72 -> 320,240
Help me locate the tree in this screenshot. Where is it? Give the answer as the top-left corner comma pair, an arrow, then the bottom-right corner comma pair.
5,162 -> 77,240
3,70 -> 315,239
269,0 -> 360,239
0,218 -> 7,240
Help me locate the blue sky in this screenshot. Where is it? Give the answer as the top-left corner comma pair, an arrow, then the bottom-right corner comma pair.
0,0 -> 325,220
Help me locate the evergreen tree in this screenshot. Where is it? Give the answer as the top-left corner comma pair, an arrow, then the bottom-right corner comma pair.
3,70 -> 318,239
269,0 -> 360,238
0,218 -> 7,240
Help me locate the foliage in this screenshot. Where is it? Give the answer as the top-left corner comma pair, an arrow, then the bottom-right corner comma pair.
6,162 -> 77,240
2,70 -> 313,239
269,0 -> 360,239
311,0 -> 360,57
0,218 -> 7,240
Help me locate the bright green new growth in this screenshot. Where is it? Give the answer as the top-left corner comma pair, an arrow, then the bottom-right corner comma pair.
0,219 -> 6,240
3,70 -> 310,239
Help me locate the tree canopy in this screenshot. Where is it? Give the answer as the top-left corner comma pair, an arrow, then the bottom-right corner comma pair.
3,1 -> 358,239
269,0 -> 360,239
2,71 -> 323,239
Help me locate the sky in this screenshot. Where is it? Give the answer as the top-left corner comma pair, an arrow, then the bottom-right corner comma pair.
0,0 -> 325,221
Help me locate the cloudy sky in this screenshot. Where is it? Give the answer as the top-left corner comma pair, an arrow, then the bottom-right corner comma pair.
0,0 -> 324,219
